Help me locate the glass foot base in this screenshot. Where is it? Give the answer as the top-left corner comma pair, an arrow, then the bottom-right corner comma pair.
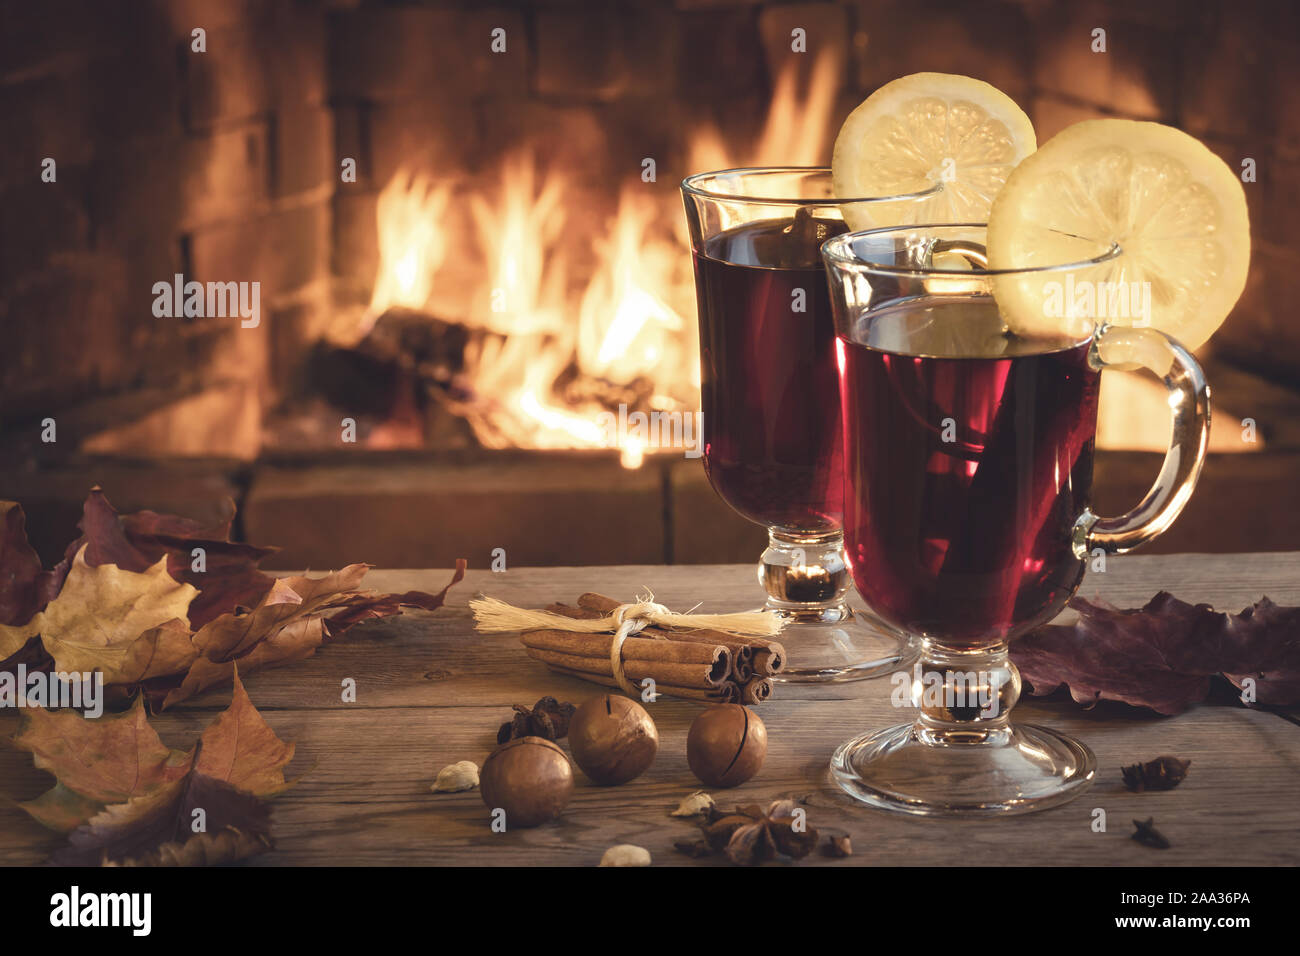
830,721 -> 1096,816
767,607 -> 915,683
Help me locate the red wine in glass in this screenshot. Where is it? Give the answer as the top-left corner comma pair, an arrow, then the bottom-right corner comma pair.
838,299 -> 1101,646
682,167 -> 913,682
693,213 -> 848,532
824,222 -> 1210,814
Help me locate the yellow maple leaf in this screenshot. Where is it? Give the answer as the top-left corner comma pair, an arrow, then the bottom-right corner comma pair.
30,545 -> 199,683
0,618 -> 37,661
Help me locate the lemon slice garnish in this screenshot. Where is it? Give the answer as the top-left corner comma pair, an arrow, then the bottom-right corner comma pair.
832,72 -> 1036,229
986,119 -> 1251,349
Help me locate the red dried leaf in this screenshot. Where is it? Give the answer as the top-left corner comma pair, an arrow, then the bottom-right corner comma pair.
0,501 -> 63,626
64,488 -> 279,627
1220,597 -> 1300,706
323,559 -> 467,635
1014,592 -> 1300,714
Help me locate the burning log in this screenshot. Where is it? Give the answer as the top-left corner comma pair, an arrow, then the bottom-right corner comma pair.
303,307 -> 479,447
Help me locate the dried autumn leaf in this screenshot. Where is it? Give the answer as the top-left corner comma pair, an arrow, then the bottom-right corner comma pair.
103,827 -> 274,867
193,670 -> 295,794
141,567 -> 367,709
24,546 -> 200,684
1014,592 -> 1300,714
150,561 -> 464,708
11,671 -> 296,834
323,559 -> 467,633
191,566 -> 367,662
1219,597 -> 1300,706
3,488 -> 466,705
0,501 -> 62,628
50,768 -> 273,867
0,620 -> 36,667
12,698 -> 191,831
157,613 -> 326,710
65,488 -> 278,628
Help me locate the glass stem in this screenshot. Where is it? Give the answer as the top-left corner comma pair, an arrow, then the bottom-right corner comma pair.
758,528 -> 852,623
911,640 -> 1021,745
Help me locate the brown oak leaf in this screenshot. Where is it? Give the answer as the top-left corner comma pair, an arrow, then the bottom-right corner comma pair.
1014,592 -> 1300,714
146,567 -> 371,710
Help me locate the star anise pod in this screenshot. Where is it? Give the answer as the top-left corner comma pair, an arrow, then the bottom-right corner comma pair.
1131,816 -> 1171,849
702,799 -> 819,865
496,696 -> 576,744
1121,755 -> 1191,792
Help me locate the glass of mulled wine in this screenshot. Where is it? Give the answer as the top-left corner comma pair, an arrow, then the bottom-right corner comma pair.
681,168 -> 933,682
822,224 -> 1211,814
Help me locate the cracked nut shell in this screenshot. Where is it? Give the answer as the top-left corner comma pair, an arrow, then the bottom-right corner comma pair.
480,736 -> 573,827
568,694 -> 659,785
686,704 -> 766,788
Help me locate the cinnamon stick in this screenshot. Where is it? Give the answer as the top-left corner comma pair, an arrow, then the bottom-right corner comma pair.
747,640 -> 786,676
732,646 -> 754,682
520,628 -> 730,671
544,602 -> 604,621
741,677 -> 773,704
547,664 -> 739,703
524,647 -> 730,689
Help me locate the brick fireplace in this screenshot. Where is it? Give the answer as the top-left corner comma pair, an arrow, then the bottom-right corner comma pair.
2,0 -> 1297,570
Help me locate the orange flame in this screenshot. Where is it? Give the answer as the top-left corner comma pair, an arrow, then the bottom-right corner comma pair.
365,53 -> 843,465
366,168 -> 451,330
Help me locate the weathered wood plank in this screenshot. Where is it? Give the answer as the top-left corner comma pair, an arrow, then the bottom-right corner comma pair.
1,554 -> 1297,866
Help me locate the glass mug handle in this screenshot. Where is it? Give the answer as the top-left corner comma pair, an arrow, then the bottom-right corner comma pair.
1072,324 -> 1211,558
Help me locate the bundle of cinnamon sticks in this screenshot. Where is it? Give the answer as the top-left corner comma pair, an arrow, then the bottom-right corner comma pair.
522,592 -> 786,704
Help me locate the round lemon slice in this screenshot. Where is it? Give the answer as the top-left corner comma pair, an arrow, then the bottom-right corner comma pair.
986,119 -> 1251,350
832,72 -> 1036,229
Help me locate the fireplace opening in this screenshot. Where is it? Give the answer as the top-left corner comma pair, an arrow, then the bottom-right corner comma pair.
2,1 -> 1296,569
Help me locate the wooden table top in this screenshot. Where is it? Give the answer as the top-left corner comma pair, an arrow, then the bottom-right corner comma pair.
3,552 -> 1298,867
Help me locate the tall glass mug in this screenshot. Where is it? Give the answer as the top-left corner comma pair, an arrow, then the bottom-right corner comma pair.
822,224 -> 1210,814
681,168 -> 933,682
